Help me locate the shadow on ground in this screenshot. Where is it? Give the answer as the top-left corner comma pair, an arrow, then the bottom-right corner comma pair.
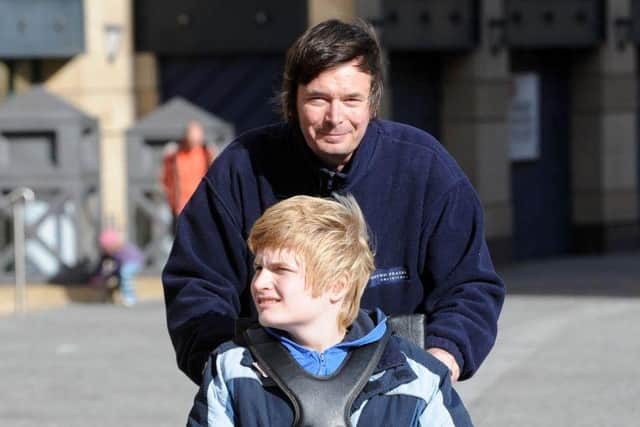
62,285 -> 117,303
500,252 -> 640,298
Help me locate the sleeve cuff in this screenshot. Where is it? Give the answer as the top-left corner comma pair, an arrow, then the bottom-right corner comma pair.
424,335 -> 465,377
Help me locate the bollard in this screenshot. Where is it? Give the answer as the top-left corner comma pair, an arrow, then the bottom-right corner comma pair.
7,187 -> 35,314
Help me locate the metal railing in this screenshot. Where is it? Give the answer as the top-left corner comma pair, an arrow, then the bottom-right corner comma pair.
7,187 -> 35,314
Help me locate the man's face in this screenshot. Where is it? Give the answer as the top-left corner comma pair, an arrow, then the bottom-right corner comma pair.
251,248 -> 335,338
296,59 -> 372,171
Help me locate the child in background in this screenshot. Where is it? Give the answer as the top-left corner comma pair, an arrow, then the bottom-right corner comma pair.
93,228 -> 144,307
186,195 -> 473,426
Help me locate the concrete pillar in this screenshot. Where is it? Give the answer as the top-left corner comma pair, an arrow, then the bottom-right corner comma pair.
0,62 -> 8,100
570,0 -> 639,252
12,61 -> 34,92
134,53 -> 159,117
308,0 -> 356,26
441,0 -> 512,263
44,0 -> 135,234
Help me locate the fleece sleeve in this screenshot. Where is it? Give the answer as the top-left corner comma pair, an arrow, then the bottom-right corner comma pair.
162,177 -> 251,384
421,178 -> 505,380
186,353 -> 235,427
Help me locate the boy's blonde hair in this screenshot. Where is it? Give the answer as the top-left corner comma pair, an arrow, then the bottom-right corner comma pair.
247,194 -> 375,329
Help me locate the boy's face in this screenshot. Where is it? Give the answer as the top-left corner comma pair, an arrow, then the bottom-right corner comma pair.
251,247 -> 337,338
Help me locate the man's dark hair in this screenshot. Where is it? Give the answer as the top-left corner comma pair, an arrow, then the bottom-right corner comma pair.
280,19 -> 384,123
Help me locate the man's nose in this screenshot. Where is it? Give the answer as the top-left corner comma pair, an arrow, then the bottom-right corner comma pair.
325,100 -> 344,124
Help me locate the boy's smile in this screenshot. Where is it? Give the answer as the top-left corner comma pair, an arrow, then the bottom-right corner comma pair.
254,295 -> 281,307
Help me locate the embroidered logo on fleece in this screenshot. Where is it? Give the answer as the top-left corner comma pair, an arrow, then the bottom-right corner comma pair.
369,267 -> 409,288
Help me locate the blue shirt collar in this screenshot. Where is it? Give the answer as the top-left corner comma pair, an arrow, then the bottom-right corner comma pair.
265,309 -> 388,376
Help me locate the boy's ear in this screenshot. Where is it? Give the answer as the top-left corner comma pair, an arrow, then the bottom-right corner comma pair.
328,273 -> 350,304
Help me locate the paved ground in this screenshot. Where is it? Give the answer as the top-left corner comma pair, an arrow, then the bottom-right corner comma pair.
0,301 -> 195,427
1,252 -> 639,426
456,252 -> 640,426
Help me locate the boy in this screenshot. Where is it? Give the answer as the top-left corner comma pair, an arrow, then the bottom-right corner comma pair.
187,195 -> 473,426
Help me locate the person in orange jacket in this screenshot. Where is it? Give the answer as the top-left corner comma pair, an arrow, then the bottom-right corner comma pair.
161,120 -> 216,232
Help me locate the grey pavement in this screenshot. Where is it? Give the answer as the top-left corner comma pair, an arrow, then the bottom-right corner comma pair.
0,302 -> 195,427
2,252 -> 640,426
456,252 -> 640,426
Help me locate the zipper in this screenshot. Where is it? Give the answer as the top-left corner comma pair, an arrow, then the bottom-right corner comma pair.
319,169 -> 347,196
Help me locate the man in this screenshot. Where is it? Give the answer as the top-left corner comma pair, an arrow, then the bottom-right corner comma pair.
163,19 -> 505,384
160,120 -> 215,231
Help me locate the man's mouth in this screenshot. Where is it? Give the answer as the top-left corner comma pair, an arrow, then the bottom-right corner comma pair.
317,129 -> 349,137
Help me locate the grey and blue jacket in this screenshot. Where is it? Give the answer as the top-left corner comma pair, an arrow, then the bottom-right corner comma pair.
186,310 -> 474,426
163,119 -> 506,383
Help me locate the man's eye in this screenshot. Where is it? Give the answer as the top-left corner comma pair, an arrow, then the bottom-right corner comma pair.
254,265 -> 263,271
308,97 -> 327,104
345,98 -> 364,105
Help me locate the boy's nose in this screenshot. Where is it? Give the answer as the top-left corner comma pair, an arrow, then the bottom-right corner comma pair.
252,270 -> 272,289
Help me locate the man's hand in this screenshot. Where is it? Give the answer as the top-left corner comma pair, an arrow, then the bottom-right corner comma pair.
427,347 -> 460,382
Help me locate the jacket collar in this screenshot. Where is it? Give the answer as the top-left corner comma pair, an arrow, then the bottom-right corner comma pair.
265,309 -> 385,345
288,120 -> 381,196
267,308 -> 410,376
237,309 -> 417,401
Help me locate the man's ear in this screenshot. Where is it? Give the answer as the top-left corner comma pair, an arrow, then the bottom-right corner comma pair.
328,273 -> 350,304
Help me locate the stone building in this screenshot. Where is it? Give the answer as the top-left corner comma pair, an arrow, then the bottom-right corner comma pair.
1,0 -> 638,271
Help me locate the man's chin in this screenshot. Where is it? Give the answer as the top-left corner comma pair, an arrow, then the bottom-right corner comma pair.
316,139 -> 353,153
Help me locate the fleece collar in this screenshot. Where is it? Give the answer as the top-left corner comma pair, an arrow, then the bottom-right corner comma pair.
287,120 -> 381,196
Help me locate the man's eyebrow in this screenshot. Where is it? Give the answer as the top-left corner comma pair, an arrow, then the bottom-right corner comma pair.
304,89 -> 328,97
303,90 -> 367,99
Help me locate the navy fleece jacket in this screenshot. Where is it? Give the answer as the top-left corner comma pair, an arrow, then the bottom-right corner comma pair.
162,119 -> 505,383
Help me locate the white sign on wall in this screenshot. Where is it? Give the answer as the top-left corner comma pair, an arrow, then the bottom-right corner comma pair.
509,73 -> 540,161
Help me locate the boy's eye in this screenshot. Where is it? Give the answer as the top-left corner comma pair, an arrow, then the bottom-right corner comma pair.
276,264 -> 299,274
253,265 -> 263,271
